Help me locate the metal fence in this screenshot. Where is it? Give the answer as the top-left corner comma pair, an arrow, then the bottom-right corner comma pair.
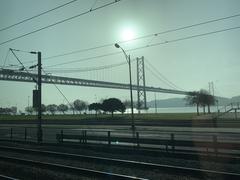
1,126 -> 240,155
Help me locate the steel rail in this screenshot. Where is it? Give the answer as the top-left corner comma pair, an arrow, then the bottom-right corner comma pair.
0,145 -> 240,179
0,174 -> 19,180
0,155 -> 146,180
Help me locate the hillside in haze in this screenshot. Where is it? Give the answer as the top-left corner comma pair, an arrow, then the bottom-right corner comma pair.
147,96 -> 240,108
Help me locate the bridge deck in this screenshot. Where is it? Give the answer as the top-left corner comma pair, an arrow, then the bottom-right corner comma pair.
0,69 -> 189,95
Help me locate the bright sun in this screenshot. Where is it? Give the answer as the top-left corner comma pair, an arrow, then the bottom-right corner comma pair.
121,28 -> 135,41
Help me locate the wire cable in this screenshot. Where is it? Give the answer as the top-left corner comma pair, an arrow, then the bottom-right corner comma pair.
6,25 -> 240,69
0,0 -> 121,46
0,0 -> 79,32
44,51 -> 122,68
41,12 -> 240,60
9,49 -> 37,83
43,58 -> 137,73
145,58 -> 184,90
145,65 -> 177,90
42,69 -> 74,109
44,25 -> 240,68
90,0 -> 98,11
44,43 -> 115,60
44,61 -> 127,73
128,26 -> 240,52
1,49 -> 10,68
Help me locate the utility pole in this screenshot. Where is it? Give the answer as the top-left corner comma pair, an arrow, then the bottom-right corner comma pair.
37,52 -> 42,143
9,48 -> 42,142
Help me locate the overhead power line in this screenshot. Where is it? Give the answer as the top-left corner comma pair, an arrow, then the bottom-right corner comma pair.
44,25 -> 240,68
42,69 -> 73,109
0,0 -> 121,46
44,43 -> 114,60
2,49 -> 10,68
0,0 -> 79,32
42,12 -> 240,60
129,26 -> 240,52
9,49 -> 37,83
44,51 -> 122,68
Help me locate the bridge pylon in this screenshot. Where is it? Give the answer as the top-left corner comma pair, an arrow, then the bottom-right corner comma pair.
136,56 -> 147,111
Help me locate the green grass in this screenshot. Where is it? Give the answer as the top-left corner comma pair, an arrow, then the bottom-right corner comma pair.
0,112 -> 198,121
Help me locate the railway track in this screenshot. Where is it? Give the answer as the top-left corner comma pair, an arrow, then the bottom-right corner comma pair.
1,119 -> 240,127
0,174 -> 19,180
0,145 -> 240,179
0,155 -> 145,180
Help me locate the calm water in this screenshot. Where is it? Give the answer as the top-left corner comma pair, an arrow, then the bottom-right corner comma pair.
138,106 -> 222,114
62,106 -> 223,115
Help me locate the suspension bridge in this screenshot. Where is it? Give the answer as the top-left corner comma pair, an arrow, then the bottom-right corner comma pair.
0,56 -> 190,109
0,68 -> 188,94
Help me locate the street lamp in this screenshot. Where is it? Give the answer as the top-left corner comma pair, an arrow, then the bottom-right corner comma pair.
115,43 -> 135,131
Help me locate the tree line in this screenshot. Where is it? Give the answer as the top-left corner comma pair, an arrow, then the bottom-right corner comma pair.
25,99 -> 88,115
25,98 -> 126,117
0,106 -> 17,115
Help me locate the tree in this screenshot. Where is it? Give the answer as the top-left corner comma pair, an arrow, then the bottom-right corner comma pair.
88,103 -> 102,116
10,106 -> 17,115
198,89 -> 215,114
101,98 -> 126,117
41,104 -> 47,114
25,106 -> 34,115
57,104 -> 68,114
119,102 -> 126,114
69,103 -> 75,115
0,107 -> 12,115
206,94 -> 215,113
73,99 -> 87,114
46,104 -> 58,115
33,104 -> 47,114
185,90 -> 215,115
185,91 -> 200,115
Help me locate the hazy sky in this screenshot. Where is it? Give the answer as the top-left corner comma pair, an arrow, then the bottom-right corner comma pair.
0,0 -> 240,111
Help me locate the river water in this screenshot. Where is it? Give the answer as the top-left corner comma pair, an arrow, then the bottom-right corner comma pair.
131,106 -> 222,114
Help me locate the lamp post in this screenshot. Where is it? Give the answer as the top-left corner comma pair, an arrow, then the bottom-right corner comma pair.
115,43 -> 135,131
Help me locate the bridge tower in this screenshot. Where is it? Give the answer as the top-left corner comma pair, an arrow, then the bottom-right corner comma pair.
136,56 -> 147,110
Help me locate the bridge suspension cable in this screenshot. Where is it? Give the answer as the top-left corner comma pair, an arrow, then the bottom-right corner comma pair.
43,59 -> 137,74
145,65 -> 178,90
144,58 -> 184,91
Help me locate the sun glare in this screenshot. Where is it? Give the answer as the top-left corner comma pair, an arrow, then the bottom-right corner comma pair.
121,27 -> 135,41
